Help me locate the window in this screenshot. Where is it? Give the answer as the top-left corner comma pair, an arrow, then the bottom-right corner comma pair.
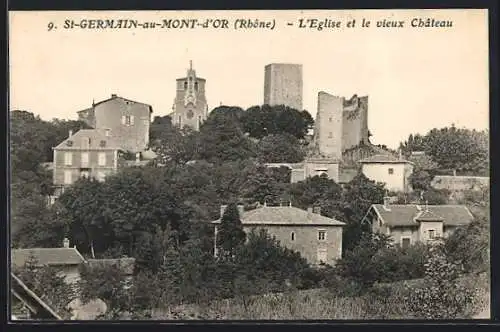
64,152 -> 73,166
329,117 -> 332,122
64,170 -> 72,184
184,81 -> 188,90
80,170 -> 90,179
66,140 -> 73,147
194,82 -> 199,91
99,140 -> 107,147
388,168 -> 394,175
122,115 -> 134,126
428,229 -> 436,239
317,248 -> 327,264
318,230 -> 326,241
97,171 -> 106,182
328,132 -> 333,138
401,237 -> 411,249
291,232 -> 295,241
98,152 -> 106,166
81,152 -> 89,167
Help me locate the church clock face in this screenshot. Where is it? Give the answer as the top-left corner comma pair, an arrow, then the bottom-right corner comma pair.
187,109 -> 194,119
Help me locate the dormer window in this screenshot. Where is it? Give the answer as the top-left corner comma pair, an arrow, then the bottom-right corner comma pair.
100,140 -> 107,147
388,168 -> 394,175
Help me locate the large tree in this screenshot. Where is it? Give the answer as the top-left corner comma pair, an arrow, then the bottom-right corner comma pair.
341,173 -> 386,251
257,133 -> 306,163
240,105 -> 314,139
216,203 -> 246,259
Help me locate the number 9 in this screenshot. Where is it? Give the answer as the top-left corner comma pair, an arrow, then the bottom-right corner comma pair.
48,22 -> 54,31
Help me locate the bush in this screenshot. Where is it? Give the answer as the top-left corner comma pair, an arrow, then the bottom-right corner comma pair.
406,243 -> 477,319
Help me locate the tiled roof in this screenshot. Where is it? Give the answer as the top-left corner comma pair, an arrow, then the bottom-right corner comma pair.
415,210 -> 444,221
371,204 -> 474,227
359,154 -> 412,164
212,206 -> 345,226
54,129 -> 122,150
86,258 -> 135,275
11,248 -> 86,268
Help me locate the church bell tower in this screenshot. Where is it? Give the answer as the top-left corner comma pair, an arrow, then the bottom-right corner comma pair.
171,61 -> 209,130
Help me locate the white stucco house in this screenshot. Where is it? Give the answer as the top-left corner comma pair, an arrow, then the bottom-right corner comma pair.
359,154 -> 414,192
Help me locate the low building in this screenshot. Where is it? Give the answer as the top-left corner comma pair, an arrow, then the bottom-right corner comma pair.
212,204 -> 345,266
11,239 -> 86,285
361,198 -> 474,248
359,154 -> 414,192
265,157 -> 340,184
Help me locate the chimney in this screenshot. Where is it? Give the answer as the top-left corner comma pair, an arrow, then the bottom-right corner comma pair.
313,206 -> 321,215
383,197 -> 391,210
425,200 -> 429,211
135,152 -> 141,162
237,204 -> 245,216
105,128 -> 111,137
307,207 -> 313,219
68,130 -> 73,138
63,238 -> 70,248
220,205 -> 227,218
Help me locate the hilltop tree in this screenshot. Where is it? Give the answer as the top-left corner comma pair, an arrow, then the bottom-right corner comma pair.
341,173 -> 386,251
257,133 -> 306,163
216,203 -> 246,259
240,105 -> 314,139
198,109 -> 257,163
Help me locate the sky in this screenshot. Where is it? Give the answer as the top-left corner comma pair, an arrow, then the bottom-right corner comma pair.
9,9 -> 489,149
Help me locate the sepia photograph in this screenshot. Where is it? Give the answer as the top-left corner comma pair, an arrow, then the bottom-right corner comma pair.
8,9 -> 490,321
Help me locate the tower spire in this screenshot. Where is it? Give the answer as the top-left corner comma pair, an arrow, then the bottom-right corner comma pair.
190,60 -> 192,70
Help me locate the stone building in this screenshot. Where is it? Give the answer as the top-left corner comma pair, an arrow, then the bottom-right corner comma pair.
264,63 -> 303,111
11,239 -> 86,285
362,199 -> 474,248
170,61 -> 209,130
212,204 -> 345,266
77,94 -> 153,153
51,128 -> 123,200
359,154 -> 414,192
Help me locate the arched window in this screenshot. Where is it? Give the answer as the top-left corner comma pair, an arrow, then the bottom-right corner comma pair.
194,82 -> 198,91
184,81 -> 188,90
291,232 -> 295,241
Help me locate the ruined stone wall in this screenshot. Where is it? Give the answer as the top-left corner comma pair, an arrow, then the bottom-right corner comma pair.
341,95 -> 369,151
313,92 -> 343,159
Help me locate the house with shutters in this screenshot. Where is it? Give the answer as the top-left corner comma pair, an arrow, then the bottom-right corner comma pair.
211,204 -> 345,266
50,128 -> 124,200
361,198 -> 475,248
77,94 -> 153,153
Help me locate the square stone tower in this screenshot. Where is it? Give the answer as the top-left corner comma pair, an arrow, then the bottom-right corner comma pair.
264,63 -> 303,111
171,61 -> 209,130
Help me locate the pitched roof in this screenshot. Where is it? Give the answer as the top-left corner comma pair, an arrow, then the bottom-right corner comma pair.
54,129 -> 122,150
212,206 -> 345,226
359,154 -> 413,164
370,204 -> 474,227
11,248 -> 86,268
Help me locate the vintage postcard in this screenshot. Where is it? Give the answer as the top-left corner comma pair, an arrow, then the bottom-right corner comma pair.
9,9 -> 490,321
